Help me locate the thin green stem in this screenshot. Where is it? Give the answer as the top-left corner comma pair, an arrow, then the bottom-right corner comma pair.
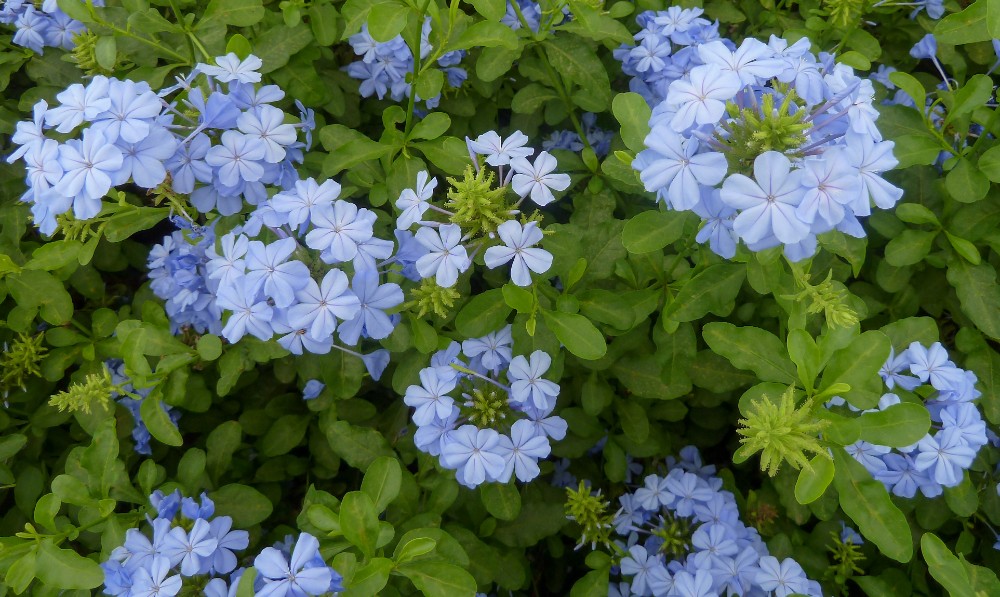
533,46 -> 594,154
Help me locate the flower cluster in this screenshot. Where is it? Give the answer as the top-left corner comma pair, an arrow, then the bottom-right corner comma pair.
107,360 -> 179,456
0,0 -> 89,54
619,8 -> 902,262
833,342 -> 987,498
403,328 -> 566,487
393,130 -> 567,298
148,219 -> 224,335
602,447 -> 822,596
346,20 -> 467,107
203,222 -> 396,379
542,112 -> 614,158
102,491 -> 342,596
7,52 -> 315,234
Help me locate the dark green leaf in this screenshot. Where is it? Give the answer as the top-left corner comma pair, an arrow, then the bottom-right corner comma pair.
456,289 -> 511,338
541,309 -> 607,360
211,483 -> 273,527
480,482 -> 521,521
702,323 -> 797,384
340,491 -> 379,558
832,448 -> 912,563
361,456 -> 402,514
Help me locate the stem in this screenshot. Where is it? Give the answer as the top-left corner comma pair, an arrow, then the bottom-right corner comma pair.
92,17 -> 191,64
533,46 -> 594,154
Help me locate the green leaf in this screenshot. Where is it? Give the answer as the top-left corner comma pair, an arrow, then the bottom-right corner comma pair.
965,347 -> 1000,425
542,35 -> 611,112
104,207 -> 169,242
621,210 -> 686,253
541,309 -> 607,360
449,21 -> 519,51
35,539 -> 103,589
616,400 -> 649,443
921,532 -> 975,595
702,323 -> 797,384
200,0 -> 265,26
577,289 -> 634,330
946,158 -> 990,204
885,229 -> 937,267
235,568 -> 257,597
663,264 -> 744,323
511,83 -> 559,114
480,482 -> 521,521
411,111 -> 450,141
197,334 -> 223,361
469,0 -> 505,20
896,203 -> 940,226
612,92 -> 652,154
211,483 -> 273,527
979,145 -> 1000,183
394,537 -> 437,564
832,448 -> 912,563
347,557 -> 392,595
254,23 -> 314,74
25,240 -> 81,271
456,289 -> 511,338
367,1 -> 407,42
140,393 -> 183,447
5,550 -> 35,594
413,137 -> 474,175
397,561 -> 478,597
341,491 -> 379,558
936,0 -> 990,44
889,72 -> 927,114
892,134 -> 943,168
794,454 -> 835,505
857,403 -> 930,447
0,433 -> 27,461
989,0 -> 1000,37
559,3 -> 633,43
361,456 -> 402,514
7,270 -> 73,325
206,421 -> 242,481
570,567 -> 612,597
820,331 -> 891,410
258,414 -> 308,457
947,74 -> 994,124
945,231 -> 981,265
323,420 -> 395,470
503,283 -> 534,313
947,260 -> 1000,340
226,33 -> 253,58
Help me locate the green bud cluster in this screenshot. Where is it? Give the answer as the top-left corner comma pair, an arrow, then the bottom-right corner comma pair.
445,165 -> 512,239
652,512 -> 694,560
719,90 -> 811,174
49,367 -> 115,415
736,386 -> 830,476
461,386 -> 511,429
826,531 -> 866,592
0,333 -> 47,394
785,269 -> 860,329
70,31 -> 113,76
565,481 -> 615,550
406,278 -> 461,319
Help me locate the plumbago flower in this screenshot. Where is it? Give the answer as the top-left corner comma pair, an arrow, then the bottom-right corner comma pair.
7,54 -> 409,379
567,447 -> 822,596
344,19 -> 467,108
829,341 -> 987,498
404,329 -> 565,487
618,9 -> 902,262
391,129 -> 568,313
101,491 -> 342,596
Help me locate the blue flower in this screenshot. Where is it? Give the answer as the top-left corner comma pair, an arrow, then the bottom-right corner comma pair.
197,53 -> 263,84
510,150 -> 571,206
441,425 -> 507,487
483,220 -> 552,286
288,268 -> 360,341
237,105 -> 297,163
129,556 -> 182,597
205,130 -> 267,187
755,556 -> 810,597
414,223 -> 470,288
90,79 -> 163,144
271,178 -> 340,229
254,533 -> 333,597
637,128 -> 726,210
395,170 -> 437,229
337,269 -> 403,345
461,325 -> 513,373
161,518 -> 219,576
496,419 -> 551,483
302,380 -> 325,400
404,367 -> 458,426
910,34 -> 937,60
217,277 -> 274,343
243,238 -> 311,309
720,151 -> 809,245
57,129 -> 124,218
914,428 -> 977,486
507,350 -> 560,410
665,64 -> 742,131
305,201 -> 377,264
468,130 -> 533,167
